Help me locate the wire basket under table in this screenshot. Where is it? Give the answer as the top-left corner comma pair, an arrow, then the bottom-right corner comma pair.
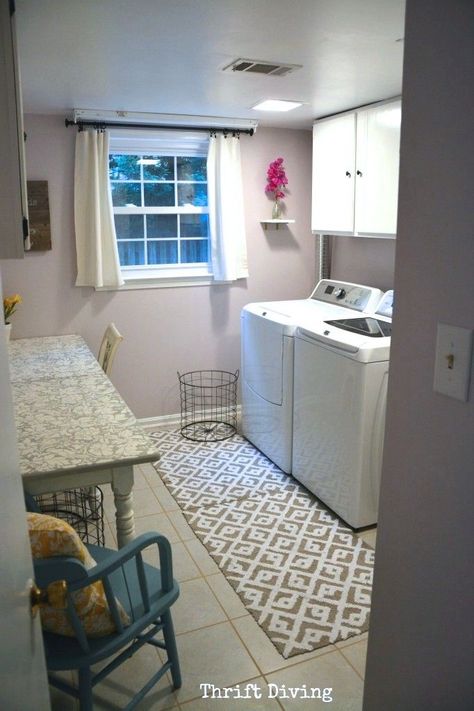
34,487 -> 105,546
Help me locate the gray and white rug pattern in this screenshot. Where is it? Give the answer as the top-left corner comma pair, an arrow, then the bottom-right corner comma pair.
151,430 -> 374,659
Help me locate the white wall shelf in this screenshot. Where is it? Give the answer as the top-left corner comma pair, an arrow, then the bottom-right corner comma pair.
260,219 -> 295,230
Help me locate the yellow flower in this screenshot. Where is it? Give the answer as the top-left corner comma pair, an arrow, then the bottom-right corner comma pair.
3,293 -> 22,323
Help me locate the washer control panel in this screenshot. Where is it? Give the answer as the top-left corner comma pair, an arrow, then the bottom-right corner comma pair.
310,280 -> 382,312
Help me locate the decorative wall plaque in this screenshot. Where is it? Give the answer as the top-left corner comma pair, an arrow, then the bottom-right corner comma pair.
27,180 -> 52,250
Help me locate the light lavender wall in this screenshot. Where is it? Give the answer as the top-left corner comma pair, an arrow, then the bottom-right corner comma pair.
363,1 -> 474,709
0,117 -> 316,417
330,236 -> 396,291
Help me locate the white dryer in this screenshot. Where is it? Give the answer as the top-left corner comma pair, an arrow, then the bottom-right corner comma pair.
240,280 -> 383,473
292,291 -> 393,528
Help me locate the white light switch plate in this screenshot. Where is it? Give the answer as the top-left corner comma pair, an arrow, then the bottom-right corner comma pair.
433,323 -> 473,401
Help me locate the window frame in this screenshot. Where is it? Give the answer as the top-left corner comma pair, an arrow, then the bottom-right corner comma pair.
108,130 -> 213,288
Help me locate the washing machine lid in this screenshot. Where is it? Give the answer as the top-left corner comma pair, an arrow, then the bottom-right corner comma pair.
295,317 -> 391,363
325,317 -> 392,338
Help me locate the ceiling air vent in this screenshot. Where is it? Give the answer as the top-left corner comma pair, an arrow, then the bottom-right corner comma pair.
223,58 -> 301,77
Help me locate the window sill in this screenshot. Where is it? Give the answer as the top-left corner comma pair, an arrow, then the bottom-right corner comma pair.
95,273 -> 233,291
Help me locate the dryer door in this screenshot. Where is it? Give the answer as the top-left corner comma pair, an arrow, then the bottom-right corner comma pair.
241,310 -> 285,405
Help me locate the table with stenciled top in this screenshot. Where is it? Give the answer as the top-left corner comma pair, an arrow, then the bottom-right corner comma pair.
8,335 -> 160,548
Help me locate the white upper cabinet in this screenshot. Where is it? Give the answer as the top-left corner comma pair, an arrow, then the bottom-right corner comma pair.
312,112 -> 356,234
311,98 -> 402,238
355,100 -> 402,236
0,0 -> 28,259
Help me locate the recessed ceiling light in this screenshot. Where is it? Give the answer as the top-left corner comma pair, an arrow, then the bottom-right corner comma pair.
252,99 -> 303,112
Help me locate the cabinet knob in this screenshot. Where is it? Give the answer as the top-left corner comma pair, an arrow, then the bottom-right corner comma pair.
345,171 -> 351,177
356,170 -> 363,177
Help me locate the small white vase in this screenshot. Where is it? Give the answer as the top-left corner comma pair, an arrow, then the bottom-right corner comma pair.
272,200 -> 282,219
4,323 -> 12,342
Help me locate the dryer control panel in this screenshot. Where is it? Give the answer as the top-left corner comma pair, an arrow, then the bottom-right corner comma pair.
376,290 -> 394,319
310,280 -> 382,312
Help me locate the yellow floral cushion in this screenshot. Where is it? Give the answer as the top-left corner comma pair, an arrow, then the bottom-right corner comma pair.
27,512 -> 130,638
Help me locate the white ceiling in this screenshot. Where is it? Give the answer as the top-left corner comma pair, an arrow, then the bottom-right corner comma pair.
16,0 -> 405,130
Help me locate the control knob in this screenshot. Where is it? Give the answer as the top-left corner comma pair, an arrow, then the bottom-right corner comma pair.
335,288 -> 346,300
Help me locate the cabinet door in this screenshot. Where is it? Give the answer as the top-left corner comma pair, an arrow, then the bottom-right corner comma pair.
355,100 -> 401,237
311,113 -> 356,234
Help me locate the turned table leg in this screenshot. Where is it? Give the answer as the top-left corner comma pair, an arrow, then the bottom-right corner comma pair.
112,465 -> 135,548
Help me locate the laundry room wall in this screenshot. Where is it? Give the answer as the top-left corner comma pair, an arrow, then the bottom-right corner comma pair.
0,115 -> 315,418
329,235 -> 396,292
363,0 -> 474,707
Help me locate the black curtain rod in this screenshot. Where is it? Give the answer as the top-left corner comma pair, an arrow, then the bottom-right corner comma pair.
64,118 -> 254,136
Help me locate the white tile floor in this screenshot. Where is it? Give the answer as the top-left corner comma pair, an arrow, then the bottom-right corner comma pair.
50,460 -> 377,711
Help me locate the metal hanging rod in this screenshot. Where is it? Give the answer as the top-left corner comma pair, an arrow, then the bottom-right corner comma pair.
64,118 -> 255,136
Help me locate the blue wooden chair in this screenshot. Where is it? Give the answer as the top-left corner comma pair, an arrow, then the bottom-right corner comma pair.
33,531 -> 181,710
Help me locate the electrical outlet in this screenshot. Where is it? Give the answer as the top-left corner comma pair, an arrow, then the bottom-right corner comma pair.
433,323 -> 473,401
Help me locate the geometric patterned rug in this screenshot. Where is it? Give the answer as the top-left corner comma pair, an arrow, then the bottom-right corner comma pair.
150,430 -> 374,659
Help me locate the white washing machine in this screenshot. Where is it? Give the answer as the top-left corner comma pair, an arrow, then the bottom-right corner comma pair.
292,291 -> 394,528
240,280 -> 383,473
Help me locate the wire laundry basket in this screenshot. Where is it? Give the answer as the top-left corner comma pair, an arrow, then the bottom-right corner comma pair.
34,487 -> 105,546
178,369 -> 239,442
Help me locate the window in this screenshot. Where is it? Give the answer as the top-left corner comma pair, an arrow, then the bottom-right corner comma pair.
108,131 -> 212,286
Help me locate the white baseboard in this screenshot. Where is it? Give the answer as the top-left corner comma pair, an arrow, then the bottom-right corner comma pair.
139,406 -> 242,432
139,413 -> 181,431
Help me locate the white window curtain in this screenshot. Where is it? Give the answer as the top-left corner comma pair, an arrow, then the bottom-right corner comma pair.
207,134 -> 248,282
74,130 -> 124,288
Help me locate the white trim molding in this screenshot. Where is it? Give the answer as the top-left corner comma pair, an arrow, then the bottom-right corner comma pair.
139,406 -> 242,433
139,413 -> 182,431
